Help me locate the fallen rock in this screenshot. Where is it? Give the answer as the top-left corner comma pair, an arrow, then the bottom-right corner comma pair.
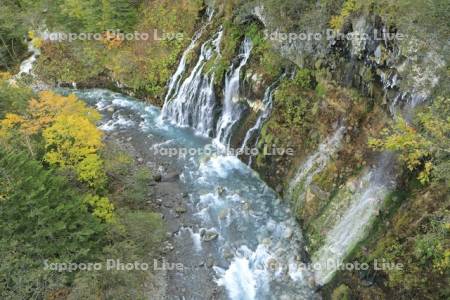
162,201 -> 173,208
346,178 -> 358,193
153,173 -> 162,182
216,186 -> 225,196
175,205 -> 187,214
305,188 -> 316,203
266,258 -> 278,271
201,229 -> 219,242
218,209 -> 229,220
223,248 -> 234,260
275,184 -> 283,193
283,228 -> 294,239
163,172 -> 180,182
206,257 -> 215,268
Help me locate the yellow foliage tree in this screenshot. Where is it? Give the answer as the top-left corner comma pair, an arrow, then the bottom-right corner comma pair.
329,0 -> 358,30
43,114 -> 106,188
369,97 -> 450,185
23,91 -> 100,135
84,194 -> 115,223
0,88 -> 114,223
0,91 -> 107,189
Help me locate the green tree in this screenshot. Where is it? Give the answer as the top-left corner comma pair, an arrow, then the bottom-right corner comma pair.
0,147 -> 106,299
0,80 -> 33,118
61,0 -> 139,32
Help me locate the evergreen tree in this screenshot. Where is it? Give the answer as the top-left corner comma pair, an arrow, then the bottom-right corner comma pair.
0,147 -> 106,299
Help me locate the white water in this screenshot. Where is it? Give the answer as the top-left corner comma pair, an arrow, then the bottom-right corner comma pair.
312,156 -> 394,285
284,127 -> 396,286
287,126 -> 346,209
162,33 -> 253,146
307,40 -> 440,285
16,41 -> 40,77
74,89 -> 317,300
164,8 -> 214,103
162,30 -> 223,137
215,38 -> 253,147
164,29 -> 204,102
240,76 -> 283,165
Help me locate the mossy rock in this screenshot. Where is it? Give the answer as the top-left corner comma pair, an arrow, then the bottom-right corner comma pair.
331,284 -> 351,300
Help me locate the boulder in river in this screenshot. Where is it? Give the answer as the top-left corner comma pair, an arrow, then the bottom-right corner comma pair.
200,229 -> 219,241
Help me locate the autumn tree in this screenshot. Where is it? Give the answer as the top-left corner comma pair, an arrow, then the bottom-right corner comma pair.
369,96 -> 450,185
0,91 -> 108,188
43,114 -> 106,188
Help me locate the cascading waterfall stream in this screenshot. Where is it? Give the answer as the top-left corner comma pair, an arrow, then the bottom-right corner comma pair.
239,75 -> 284,165
308,84 -> 431,285
164,8 -> 215,102
15,40 -> 40,78
215,37 -> 253,148
285,127 -> 397,287
287,126 -> 346,212
311,154 -> 395,285
164,29 -> 204,102
162,29 -> 223,136
73,89 -> 318,300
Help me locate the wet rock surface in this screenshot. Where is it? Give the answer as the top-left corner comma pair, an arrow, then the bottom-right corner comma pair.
101,114 -> 222,299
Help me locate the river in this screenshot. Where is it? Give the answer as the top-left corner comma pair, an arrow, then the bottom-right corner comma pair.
72,89 -> 318,300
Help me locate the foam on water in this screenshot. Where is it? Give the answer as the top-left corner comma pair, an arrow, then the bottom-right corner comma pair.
215,38 -> 253,147
73,85 -> 317,299
99,114 -> 135,131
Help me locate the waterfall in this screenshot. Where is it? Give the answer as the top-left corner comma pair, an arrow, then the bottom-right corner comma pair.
312,154 -> 395,285
162,33 -> 253,144
164,7 -> 215,102
76,89 -> 317,299
308,39 -> 443,287
240,75 -> 284,165
16,41 -> 40,77
214,38 -> 253,147
287,126 -> 346,210
164,29 -> 203,102
161,30 -> 223,137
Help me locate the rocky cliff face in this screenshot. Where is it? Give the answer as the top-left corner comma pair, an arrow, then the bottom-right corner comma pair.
225,2 -> 448,298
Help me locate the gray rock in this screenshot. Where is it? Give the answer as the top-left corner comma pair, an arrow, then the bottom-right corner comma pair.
206,257 -> 214,268
201,229 -> 219,242
283,228 -> 294,239
163,172 -> 180,182
275,184 -> 283,193
175,205 -> 187,214
346,179 -> 358,193
153,173 -> 162,182
216,186 -> 225,196
223,248 -> 234,260
218,209 -> 229,220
